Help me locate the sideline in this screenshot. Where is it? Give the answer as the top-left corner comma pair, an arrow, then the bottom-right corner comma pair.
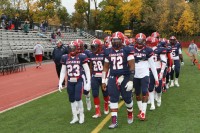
0,89 -> 58,114
91,101 -> 125,133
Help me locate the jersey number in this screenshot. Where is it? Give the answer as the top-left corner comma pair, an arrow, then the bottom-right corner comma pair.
93,61 -> 103,71
111,56 -> 123,70
153,54 -> 158,62
67,65 -> 80,76
172,50 -> 176,57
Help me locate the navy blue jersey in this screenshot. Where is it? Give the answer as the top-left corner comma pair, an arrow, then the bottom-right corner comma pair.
104,46 -> 134,76
170,43 -> 181,60
88,51 -> 105,75
133,46 -> 153,63
60,53 -> 88,79
83,49 -> 91,58
153,46 -> 167,62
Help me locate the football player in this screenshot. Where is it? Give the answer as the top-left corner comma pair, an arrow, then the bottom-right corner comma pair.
133,33 -> 159,120
169,36 -> 184,87
146,37 -> 167,110
102,32 -> 135,128
75,39 -> 92,111
58,41 -> 91,124
88,39 -> 109,118
158,38 -> 173,91
104,36 -> 112,49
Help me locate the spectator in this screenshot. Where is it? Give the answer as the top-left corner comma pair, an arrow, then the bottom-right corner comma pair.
188,40 -> 198,65
23,19 -> 29,34
43,20 -> 48,32
1,13 -> 7,29
40,21 -> 45,32
56,28 -> 61,37
13,16 -> 20,32
51,31 -> 56,43
52,39 -> 68,86
34,42 -> 44,68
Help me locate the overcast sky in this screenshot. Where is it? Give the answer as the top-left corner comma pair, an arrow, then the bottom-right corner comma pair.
61,0 -> 102,15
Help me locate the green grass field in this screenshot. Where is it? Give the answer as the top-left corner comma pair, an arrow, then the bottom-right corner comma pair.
1,51 -> 200,133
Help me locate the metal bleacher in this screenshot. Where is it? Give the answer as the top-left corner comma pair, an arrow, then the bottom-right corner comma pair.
0,29 -> 96,63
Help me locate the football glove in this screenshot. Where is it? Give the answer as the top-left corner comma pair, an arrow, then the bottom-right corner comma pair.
117,75 -> 124,85
155,80 -> 159,88
181,62 -> 184,66
125,81 -> 133,91
167,67 -> 171,73
84,82 -> 91,91
58,84 -> 63,92
172,65 -> 175,70
159,72 -> 164,80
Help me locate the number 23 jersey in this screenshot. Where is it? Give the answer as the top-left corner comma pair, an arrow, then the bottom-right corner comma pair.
60,53 -> 88,79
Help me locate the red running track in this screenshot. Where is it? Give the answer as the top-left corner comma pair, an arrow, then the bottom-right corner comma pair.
0,62 -> 58,113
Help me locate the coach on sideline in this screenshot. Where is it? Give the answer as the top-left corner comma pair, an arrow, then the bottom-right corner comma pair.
52,39 -> 68,86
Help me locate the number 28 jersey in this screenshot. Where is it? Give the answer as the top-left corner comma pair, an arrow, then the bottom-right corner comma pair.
88,52 -> 104,77
60,53 -> 88,79
104,47 -> 134,76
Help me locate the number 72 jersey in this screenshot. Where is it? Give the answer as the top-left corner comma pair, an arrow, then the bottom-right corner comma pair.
104,47 -> 134,76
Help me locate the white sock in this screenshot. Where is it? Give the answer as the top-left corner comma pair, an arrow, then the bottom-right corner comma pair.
110,102 -> 118,116
137,101 -> 142,111
71,102 -> 78,116
149,92 -> 155,105
142,102 -> 147,114
77,100 -> 84,114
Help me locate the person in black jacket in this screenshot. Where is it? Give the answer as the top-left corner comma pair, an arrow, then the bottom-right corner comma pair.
52,39 -> 68,86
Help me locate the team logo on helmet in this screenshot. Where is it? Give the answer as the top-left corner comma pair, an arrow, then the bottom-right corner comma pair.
111,32 -> 124,50
91,39 -> 102,54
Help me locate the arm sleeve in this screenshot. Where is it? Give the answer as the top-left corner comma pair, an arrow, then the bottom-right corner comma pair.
148,56 -> 158,81
179,48 -> 182,54
83,63 -> 91,84
59,65 -> 66,86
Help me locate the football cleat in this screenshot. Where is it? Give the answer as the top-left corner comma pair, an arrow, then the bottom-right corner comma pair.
137,110 -> 142,118
174,79 -> 180,87
108,116 -> 118,129
166,83 -> 169,89
170,80 -> 174,87
127,112 -> 134,124
150,104 -> 155,111
79,113 -> 85,124
86,98 -> 91,111
92,113 -> 101,118
92,107 -> 101,118
138,112 -> 146,121
70,116 -> 79,124
108,123 -> 118,129
157,98 -> 161,107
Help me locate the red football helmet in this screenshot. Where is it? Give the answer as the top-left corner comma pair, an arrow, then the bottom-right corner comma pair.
146,36 -> 158,47
111,32 -> 124,50
151,32 -> 160,39
124,38 -> 130,46
68,41 -> 80,56
169,36 -> 177,45
135,33 -> 146,47
104,36 -> 112,48
75,39 -> 84,53
91,39 -> 102,54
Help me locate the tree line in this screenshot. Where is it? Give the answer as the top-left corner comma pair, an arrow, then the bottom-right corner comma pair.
1,0 -> 200,37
